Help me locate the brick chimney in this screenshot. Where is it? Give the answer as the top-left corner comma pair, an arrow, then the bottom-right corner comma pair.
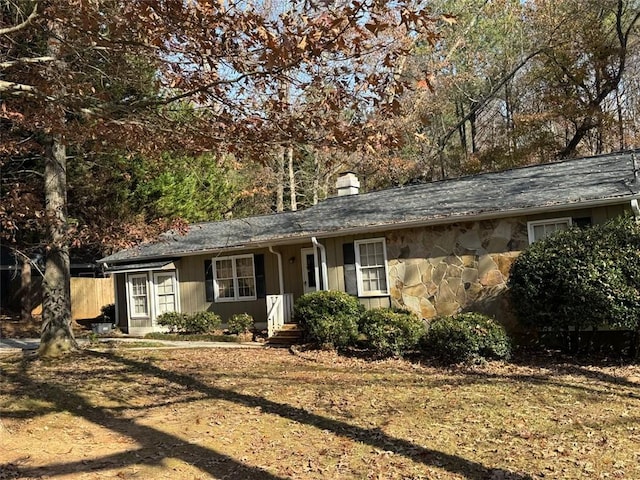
336,172 -> 360,196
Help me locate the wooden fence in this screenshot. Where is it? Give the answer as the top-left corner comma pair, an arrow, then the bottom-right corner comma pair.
32,277 -> 114,320
71,277 -> 114,320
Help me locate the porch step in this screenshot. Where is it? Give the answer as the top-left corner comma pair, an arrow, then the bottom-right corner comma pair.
266,324 -> 303,346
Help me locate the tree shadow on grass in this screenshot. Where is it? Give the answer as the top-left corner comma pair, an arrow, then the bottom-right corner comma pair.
0,372 -> 285,479
1,350 -> 535,480
470,351 -> 640,393
520,358 -> 640,390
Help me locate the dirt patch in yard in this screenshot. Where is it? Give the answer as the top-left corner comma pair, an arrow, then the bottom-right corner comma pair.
1,347 -> 639,479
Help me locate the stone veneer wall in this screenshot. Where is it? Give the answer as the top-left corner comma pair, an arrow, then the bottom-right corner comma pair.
386,218 -> 529,328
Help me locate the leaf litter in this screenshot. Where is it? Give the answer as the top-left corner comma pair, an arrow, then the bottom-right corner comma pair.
0,347 -> 639,479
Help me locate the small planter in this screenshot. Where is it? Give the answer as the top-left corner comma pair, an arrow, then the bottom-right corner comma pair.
91,323 -> 112,334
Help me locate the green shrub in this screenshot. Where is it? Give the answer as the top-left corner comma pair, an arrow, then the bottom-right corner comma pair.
100,304 -> 116,323
508,216 -> 640,333
156,311 -> 222,334
156,312 -> 188,333
359,308 -> 426,357
294,291 -> 364,349
227,313 -> 254,334
185,311 -> 221,334
423,313 -> 511,363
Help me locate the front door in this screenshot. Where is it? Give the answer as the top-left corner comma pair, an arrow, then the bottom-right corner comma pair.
301,248 -> 317,294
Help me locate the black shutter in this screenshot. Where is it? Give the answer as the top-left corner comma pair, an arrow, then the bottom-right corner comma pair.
342,243 -> 358,295
255,254 -> 266,298
343,243 -> 355,265
204,260 -> 214,302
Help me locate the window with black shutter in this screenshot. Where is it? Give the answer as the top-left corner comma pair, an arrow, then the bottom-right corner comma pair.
254,254 -> 266,298
204,260 -> 214,302
342,243 -> 358,295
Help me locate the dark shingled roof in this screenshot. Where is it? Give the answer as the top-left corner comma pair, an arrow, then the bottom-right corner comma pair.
101,150 -> 640,264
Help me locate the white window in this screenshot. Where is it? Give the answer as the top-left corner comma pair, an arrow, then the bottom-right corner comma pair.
127,271 -> 179,320
127,274 -> 150,318
355,238 -> 389,297
154,272 -> 178,314
213,255 -> 256,302
527,217 -> 572,244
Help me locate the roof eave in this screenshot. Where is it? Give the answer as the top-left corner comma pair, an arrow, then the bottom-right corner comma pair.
100,194 -> 636,266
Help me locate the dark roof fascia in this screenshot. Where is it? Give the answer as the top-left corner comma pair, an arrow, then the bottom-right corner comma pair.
103,259 -> 178,273
99,234 -> 315,266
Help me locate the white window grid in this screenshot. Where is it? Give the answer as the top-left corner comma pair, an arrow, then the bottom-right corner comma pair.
127,271 -> 179,321
213,255 -> 256,302
154,273 -> 177,315
128,274 -> 149,317
354,238 -> 389,297
527,217 -> 572,244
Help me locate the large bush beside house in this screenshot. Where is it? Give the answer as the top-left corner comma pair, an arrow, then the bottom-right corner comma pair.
294,291 -> 364,349
423,313 -> 511,363
359,308 -> 426,357
508,216 -> 640,338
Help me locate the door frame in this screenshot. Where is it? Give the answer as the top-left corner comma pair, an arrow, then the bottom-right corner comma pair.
301,247 -> 319,294
152,271 -> 180,326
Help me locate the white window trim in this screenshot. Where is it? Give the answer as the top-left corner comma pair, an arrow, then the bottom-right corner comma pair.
354,238 -> 390,297
152,271 -> 180,319
126,273 -> 151,319
127,271 -> 181,324
212,254 -> 257,303
527,217 -> 572,244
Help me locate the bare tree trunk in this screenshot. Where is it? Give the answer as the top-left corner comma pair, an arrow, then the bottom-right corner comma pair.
287,145 -> 297,211
20,258 -> 32,323
275,147 -> 284,212
505,81 -> 516,156
596,118 -> 604,155
469,104 -> 478,154
312,150 -> 320,205
456,101 -> 468,160
39,136 -> 77,357
616,87 -> 625,150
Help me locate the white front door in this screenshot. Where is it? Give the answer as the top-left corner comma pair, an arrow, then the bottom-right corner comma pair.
301,248 -> 318,294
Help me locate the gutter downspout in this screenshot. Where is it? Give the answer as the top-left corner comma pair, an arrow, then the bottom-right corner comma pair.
311,237 -> 328,291
268,246 -> 284,295
631,199 -> 640,221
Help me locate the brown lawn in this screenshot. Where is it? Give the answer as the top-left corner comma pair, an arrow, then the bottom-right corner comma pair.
1,346 -> 639,479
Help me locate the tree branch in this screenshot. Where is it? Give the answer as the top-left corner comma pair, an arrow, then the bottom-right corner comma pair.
0,56 -> 56,70
439,49 -> 543,151
0,80 -> 37,94
0,2 -> 38,36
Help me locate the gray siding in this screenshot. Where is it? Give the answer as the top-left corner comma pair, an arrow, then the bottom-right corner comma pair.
178,246 -> 309,323
322,235 -> 391,310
